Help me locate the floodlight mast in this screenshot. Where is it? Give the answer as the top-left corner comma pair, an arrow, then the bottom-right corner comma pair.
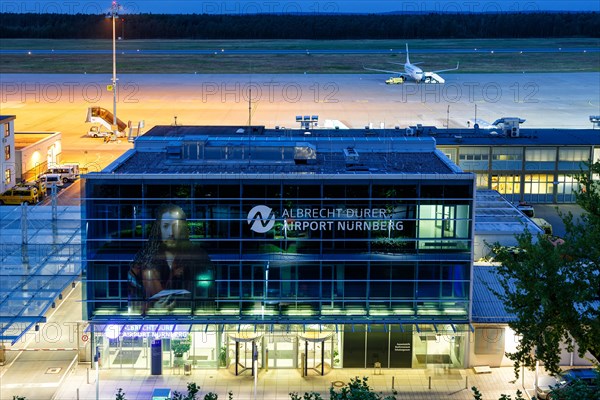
109,1 -> 120,137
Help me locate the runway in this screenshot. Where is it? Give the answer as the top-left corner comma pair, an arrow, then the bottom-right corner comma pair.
2,46 -> 598,55
1,72 -> 599,169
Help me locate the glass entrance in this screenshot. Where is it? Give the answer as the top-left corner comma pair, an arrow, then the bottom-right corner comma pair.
226,332 -> 262,376
298,332 -> 333,376
266,334 -> 297,368
413,329 -> 465,368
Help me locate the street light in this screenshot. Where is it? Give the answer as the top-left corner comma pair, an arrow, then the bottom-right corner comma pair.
106,1 -> 121,139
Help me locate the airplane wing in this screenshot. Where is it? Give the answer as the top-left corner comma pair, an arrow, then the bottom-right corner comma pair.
388,61 -> 423,66
431,62 -> 460,74
363,66 -> 406,76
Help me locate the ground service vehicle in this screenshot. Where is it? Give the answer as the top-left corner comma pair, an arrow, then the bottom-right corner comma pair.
531,217 -> 553,235
516,202 -> 535,218
0,187 -> 40,205
385,77 -> 405,84
87,126 -> 111,138
43,166 -> 78,183
37,173 -> 64,191
17,181 -> 47,198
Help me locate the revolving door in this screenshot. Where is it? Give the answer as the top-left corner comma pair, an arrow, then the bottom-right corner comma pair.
298,332 -> 332,376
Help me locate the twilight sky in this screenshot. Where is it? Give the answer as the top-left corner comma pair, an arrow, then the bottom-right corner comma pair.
2,0 -> 598,14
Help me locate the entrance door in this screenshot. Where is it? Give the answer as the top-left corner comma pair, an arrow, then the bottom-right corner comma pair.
266,335 -> 297,368
298,336 -> 332,375
227,336 -> 262,376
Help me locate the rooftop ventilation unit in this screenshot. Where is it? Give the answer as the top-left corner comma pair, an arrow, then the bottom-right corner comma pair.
294,142 -> 317,164
343,147 -> 360,164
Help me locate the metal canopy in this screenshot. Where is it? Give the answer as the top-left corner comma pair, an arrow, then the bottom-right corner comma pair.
0,205 -> 82,345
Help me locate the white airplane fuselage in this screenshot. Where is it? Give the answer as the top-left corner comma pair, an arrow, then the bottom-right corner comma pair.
404,62 -> 424,82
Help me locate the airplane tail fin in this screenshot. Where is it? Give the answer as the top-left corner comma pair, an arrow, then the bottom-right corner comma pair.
405,43 -> 410,64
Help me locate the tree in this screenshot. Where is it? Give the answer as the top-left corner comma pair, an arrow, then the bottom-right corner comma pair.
491,161 -> 600,376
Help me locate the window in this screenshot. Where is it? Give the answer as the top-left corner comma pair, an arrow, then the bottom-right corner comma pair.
491,175 -> 521,195
3,123 -> 9,137
526,148 -> 556,162
459,147 -> 490,161
4,168 -> 10,185
492,147 -> 523,161
4,145 -> 10,161
524,174 -> 554,195
559,147 -> 589,162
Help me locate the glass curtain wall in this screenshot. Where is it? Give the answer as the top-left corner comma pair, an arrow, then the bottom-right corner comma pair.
85,179 -> 473,325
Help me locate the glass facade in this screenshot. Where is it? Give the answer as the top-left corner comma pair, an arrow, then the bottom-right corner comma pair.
84,175 -> 474,370
452,144 -> 597,203
84,179 -> 473,324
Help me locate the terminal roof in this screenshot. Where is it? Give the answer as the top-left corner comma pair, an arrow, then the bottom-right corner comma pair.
141,125 -> 600,146
106,125 -> 468,176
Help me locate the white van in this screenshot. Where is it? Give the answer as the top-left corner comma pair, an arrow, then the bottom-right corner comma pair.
38,173 -> 64,191
43,166 -> 78,183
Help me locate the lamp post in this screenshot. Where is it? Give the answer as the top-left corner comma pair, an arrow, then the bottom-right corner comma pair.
107,1 -> 120,139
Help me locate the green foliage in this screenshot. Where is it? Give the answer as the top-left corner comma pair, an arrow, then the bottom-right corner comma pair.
203,393 -> 218,400
12,397 -> 27,400
1,13 -> 599,40
329,377 -> 396,400
228,391 -> 234,400
171,336 -> 192,357
187,382 -> 200,400
491,160 -> 600,376
219,346 -> 227,367
471,386 -> 525,400
172,382 -> 200,400
289,392 -> 323,400
115,388 -> 126,400
471,386 -> 483,400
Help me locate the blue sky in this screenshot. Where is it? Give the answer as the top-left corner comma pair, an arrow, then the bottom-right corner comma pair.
2,0 -> 598,14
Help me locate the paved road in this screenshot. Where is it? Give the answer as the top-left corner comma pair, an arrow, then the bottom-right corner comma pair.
0,283 -> 85,400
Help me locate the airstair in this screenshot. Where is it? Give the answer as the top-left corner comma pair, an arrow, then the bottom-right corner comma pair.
85,107 -> 144,142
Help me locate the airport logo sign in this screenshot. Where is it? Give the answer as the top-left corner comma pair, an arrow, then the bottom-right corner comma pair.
248,205 -> 404,234
247,205 -> 276,233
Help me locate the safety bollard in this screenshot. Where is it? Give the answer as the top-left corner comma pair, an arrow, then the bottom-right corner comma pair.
76,388 -> 79,400
465,376 -> 469,389
429,376 -> 432,389
392,376 -> 395,389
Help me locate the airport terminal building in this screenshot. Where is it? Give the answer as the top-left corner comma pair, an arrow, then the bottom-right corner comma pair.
83,126 -> 476,373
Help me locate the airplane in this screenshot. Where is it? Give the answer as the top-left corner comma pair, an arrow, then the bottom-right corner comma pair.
364,44 -> 459,84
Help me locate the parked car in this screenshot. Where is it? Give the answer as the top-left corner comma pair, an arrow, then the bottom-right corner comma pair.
537,368 -> 599,399
535,375 -> 560,399
0,187 -> 40,205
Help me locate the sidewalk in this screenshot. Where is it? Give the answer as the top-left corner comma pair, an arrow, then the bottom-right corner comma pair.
53,364 -> 538,400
